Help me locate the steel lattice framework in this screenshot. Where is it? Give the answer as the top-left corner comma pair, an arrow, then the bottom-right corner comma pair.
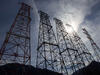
0,3 -> 31,65
36,11 -> 68,74
83,28 -> 100,61
54,18 -> 94,75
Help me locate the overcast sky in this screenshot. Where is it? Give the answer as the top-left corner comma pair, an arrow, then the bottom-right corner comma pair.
0,0 -> 100,66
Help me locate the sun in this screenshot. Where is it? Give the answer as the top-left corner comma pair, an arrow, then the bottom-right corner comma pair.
64,24 -> 74,34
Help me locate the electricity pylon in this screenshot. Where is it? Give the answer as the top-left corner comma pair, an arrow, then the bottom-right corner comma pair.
36,11 -> 68,74
0,3 -> 31,65
83,28 -> 100,61
54,18 -> 94,75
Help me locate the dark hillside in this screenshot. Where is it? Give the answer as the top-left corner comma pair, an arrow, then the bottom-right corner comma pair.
72,61 -> 100,75
0,63 -> 62,75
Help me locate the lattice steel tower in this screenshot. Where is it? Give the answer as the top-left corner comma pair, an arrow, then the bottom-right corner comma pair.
0,3 -> 31,65
83,28 -> 100,61
36,11 -> 68,74
54,18 -> 94,75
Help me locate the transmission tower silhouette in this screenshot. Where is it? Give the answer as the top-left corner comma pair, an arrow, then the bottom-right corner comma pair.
0,3 -> 31,65
54,18 -> 94,75
0,2 -> 97,75
36,11 -> 69,74
83,28 -> 100,61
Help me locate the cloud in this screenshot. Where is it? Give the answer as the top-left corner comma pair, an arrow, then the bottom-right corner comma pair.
34,0 -> 99,31
79,0 -> 100,45
77,1 -> 100,57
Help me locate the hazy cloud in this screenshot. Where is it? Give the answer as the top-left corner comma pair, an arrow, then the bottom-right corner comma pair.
34,0 -> 99,31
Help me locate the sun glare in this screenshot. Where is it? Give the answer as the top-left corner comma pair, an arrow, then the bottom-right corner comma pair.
64,24 -> 74,34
